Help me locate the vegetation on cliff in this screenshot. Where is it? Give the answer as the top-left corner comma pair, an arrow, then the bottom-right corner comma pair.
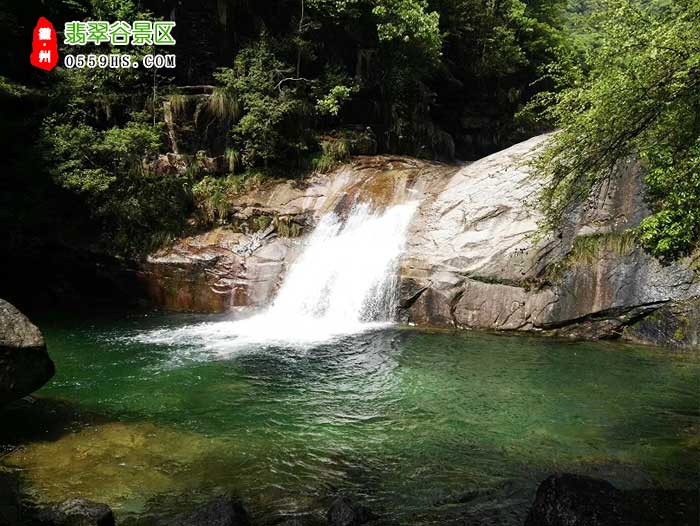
531,0 -> 700,260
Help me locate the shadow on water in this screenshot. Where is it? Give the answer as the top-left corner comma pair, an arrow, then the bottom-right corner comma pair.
0,397 -> 110,448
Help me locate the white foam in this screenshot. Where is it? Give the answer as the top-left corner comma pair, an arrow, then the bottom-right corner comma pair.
135,202 -> 418,354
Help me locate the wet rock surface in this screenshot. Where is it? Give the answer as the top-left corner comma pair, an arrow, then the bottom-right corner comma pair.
524,473 -> 632,526
0,299 -> 54,405
623,296 -> 700,348
168,496 -> 250,526
524,473 -> 699,526
140,228 -> 297,312
139,157 -> 449,313
326,497 -> 376,526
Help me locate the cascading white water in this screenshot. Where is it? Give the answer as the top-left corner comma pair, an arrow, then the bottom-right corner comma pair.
138,201 -> 418,352
271,202 -> 416,326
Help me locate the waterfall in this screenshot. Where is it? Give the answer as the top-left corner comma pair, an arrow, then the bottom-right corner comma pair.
270,202 -> 417,326
138,201 -> 418,351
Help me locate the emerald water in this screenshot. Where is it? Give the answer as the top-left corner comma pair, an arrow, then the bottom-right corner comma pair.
2,312 -> 698,524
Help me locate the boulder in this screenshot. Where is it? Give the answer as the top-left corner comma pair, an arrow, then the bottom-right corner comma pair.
326,497 -> 375,526
35,499 -> 115,526
0,472 -> 21,526
0,299 -> 54,405
524,473 -> 633,526
624,296 -> 700,348
169,496 -> 250,526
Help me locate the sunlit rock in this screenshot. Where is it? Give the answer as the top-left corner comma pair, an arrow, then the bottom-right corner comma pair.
0,299 -> 54,405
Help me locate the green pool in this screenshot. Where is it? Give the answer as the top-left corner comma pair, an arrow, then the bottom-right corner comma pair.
2,312 -> 698,524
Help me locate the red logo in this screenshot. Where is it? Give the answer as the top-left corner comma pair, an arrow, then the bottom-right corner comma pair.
30,17 -> 59,71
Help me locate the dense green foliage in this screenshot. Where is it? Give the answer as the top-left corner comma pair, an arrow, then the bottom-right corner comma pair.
533,0 -> 700,260
34,2 -> 195,253
1,0 -> 568,256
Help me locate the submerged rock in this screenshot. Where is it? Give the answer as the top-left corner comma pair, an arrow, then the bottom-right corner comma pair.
326,497 -> 375,526
3,422 -> 231,510
36,499 -> 115,526
0,299 -> 54,405
524,473 -> 632,526
169,496 -> 250,526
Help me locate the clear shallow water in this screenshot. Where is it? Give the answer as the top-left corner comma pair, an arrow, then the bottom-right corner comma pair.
2,312 -> 699,525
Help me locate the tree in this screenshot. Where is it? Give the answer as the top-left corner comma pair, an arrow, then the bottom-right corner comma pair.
37,0 -> 193,254
532,0 -> 700,259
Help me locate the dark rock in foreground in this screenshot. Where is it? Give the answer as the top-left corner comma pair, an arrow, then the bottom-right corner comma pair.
35,499 -> 115,526
0,472 -> 22,526
524,473 -> 633,526
0,299 -> 54,406
169,496 -> 250,526
327,497 -> 376,526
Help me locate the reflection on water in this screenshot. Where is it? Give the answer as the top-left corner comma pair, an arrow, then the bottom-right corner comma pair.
1,313 -> 698,524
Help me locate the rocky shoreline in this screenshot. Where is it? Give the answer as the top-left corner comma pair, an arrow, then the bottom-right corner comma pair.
2,469 -> 696,526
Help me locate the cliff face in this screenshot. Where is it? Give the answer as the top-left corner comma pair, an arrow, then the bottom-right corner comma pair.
398,135 -> 699,345
139,135 -> 699,347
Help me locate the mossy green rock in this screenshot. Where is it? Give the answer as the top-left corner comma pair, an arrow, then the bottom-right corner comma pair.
624,298 -> 700,349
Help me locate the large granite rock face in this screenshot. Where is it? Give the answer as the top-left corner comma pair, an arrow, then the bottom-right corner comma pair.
140,136 -> 699,346
398,135 -> 700,346
0,299 -> 54,405
140,229 -> 298,313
